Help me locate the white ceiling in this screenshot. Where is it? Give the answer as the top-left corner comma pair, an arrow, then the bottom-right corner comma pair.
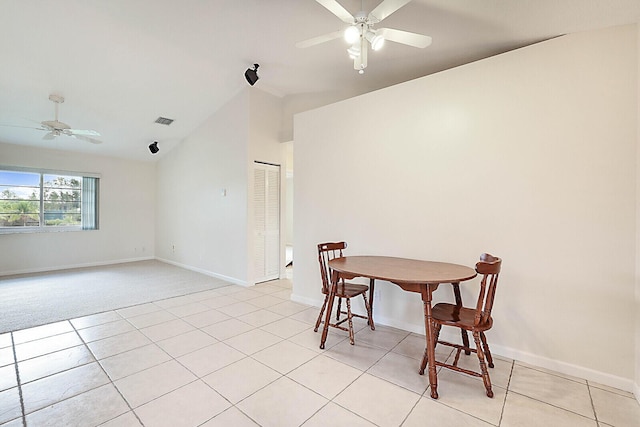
0,0 -> 639,162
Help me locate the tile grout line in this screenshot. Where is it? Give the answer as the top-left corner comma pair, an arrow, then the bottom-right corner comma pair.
91,298 -> 288,425
192,308 -> 337,425
14,298 -> 446,426
71,322 -> 146,427
10,332 -> 26,427
586,380 -> 600,425
506,389 -> 600,423
16,282 -> 620,427
103,308 -> 205,425
325,326 -> 417,426
170,304 -> 370,426
510,362 -> 604,423
118,294 -> 300,425
12,282 -> 597,425
15,322 -> 135,424
5,281 -> 295,426
496,358 -> 515,426
284,347 -> 371,427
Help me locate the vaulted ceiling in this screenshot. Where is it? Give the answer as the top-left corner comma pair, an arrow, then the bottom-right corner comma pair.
0,0 -> 639,162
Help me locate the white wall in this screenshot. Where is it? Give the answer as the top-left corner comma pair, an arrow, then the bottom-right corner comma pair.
280,90 -> 365,142
0,142 -> 155,274
293,25 -> 637,391
155,87 -> 285,286
155,90 -> 249,285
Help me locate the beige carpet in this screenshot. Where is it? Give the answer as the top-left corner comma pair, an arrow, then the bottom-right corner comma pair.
0,260 -> 232,334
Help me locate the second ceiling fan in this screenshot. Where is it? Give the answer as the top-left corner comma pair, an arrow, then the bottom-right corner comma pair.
296,0 -> 432,74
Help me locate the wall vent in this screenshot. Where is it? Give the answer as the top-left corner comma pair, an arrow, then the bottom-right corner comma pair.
155,117 -> 174,126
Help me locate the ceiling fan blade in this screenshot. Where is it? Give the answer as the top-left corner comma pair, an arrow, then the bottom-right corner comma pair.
378,28 -> 432,48
71,134 -> 103,145
0,123 -> 45,131
295,30 -> 343,48
43,132 -> 56,140
66,129 -> 101,137
368,0 -> 412,23
315,0 -> 354,23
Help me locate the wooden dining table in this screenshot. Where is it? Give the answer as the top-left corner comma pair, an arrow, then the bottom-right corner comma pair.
324,255 -> 477,399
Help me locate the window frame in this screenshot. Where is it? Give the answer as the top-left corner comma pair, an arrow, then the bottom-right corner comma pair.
0,166 -> 100,234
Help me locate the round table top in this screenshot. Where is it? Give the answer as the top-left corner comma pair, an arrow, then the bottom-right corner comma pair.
328,256 -> 477,284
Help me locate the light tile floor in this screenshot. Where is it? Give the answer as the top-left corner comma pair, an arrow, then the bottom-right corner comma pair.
1,278 -> 639,427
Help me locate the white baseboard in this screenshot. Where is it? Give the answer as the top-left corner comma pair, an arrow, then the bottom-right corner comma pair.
155,257 -> 248,287
291,293 -> 636,394
373,314 -> 636,393
0,256 -> 155,277
487,342 -> 635,393
291,293 -> 322,307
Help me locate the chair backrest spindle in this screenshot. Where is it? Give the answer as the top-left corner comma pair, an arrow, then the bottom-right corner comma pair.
317,242 -> 347,294
474,253 -> 501,326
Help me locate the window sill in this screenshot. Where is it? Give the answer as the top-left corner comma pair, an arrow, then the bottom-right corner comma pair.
0,226 -> 97,235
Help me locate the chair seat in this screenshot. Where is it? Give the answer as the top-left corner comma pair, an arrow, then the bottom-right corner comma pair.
432,303 -> 493,331
322,281 -> 369,298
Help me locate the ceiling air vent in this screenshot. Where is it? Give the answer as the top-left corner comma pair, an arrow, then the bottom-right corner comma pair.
155,117 -> 174,126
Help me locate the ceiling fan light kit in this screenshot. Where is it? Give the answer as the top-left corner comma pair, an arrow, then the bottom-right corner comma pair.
297,0 -> 431,74
347,44 -> 361,59
344,25 -> 360,44
366,31 -> 384,51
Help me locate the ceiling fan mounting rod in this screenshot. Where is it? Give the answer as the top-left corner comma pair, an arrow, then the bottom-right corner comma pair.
49,94 -> 64,122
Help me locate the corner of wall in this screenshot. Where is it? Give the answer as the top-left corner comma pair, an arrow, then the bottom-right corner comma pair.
635,22 -> 640,406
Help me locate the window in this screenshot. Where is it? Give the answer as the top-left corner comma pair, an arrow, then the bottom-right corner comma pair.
0,168 -> 99,232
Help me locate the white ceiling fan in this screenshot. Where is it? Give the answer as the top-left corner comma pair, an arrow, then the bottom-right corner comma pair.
2,94 -> 103,144
296,0 -> 432,74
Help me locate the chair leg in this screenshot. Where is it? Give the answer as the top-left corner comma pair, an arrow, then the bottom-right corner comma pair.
480,332 -> 494,368
336,297 -> 342,321
346,297 -> 355,345
362,293 -> 375,331
461,330 -> 471,355
314,294 -> 329,332
473,331 -> 493,398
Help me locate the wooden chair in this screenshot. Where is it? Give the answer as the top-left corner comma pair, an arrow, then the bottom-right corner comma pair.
428,253 -> 502,397
314,242 -> 375,345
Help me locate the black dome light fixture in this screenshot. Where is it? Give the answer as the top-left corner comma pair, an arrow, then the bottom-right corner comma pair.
149,141 -> 159,154
245,63 -> 259,86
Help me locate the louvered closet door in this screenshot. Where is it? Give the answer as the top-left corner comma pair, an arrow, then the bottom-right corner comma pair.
254,162 -> 280,283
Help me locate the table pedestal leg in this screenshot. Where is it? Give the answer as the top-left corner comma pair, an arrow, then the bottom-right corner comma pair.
319,270 -> 338,350
419,285 -> 439,399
